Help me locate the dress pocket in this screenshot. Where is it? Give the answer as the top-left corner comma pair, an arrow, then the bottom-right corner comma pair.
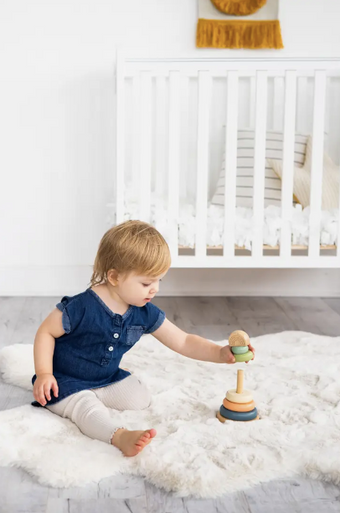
126,326 -> 145,346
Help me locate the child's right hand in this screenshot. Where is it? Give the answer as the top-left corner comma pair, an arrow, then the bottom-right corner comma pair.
33,373 -> 59,406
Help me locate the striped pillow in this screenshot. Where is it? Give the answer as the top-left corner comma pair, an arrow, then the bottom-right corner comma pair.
211,130 -> 308,208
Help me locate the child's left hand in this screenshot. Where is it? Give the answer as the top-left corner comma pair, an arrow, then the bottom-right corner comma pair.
220,343 -> 256,364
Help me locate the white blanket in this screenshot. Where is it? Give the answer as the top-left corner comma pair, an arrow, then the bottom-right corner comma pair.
1,331 -> 340,497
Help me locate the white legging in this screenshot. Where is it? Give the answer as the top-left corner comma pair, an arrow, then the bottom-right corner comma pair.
46,374 -> 151,444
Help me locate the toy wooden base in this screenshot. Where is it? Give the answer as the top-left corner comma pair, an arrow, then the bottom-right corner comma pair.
217,411 -> 260,423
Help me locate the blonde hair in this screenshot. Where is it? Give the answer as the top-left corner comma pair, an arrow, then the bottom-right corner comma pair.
90,220 -> 171,287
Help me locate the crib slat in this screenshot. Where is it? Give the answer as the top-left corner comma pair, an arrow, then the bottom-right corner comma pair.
324,77 -> 331,155
180,75 -> 189,201
132,74 -> 140,190
196,71 -> 211,257
280,70 -> 297,259
168,71 -> 180,256
309,70 -> 326,258
338,165 -> 340,260
273,76 -> 284,131
338,102 -> 340,260
296,76 -> 308,133
249,75 -> 256,129
155,76 -> 167,200
252,70 -> 268,258
116,50 -> 125,225
139,71 -> 152,222
224,71 -> 238,258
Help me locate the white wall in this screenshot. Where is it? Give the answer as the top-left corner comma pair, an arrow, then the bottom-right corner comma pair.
1,0 -> 340,296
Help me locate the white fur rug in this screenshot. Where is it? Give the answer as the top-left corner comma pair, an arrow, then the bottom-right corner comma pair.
1,331 -> 340,498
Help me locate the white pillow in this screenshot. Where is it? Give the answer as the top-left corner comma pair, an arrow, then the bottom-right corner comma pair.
268,136 -> 339,210
211,130 -> 308,208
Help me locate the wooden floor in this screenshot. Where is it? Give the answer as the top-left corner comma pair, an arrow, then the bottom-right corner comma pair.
1,296 -> 340,513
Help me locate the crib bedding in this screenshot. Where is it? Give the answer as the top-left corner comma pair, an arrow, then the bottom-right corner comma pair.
211,130 -> 309,209
118,135 -> 339,250
116,189 -> 338,250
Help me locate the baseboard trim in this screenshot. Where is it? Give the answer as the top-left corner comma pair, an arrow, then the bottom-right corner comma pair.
0,266 -> 339,297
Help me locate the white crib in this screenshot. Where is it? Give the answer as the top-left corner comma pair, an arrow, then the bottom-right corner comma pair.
112,51 -> 340,269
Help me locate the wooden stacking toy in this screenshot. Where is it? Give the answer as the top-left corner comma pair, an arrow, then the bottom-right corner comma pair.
228,329 -> 254,362
217,369 -> 259,423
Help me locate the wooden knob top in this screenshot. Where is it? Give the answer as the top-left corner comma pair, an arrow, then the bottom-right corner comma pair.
228,330 -> 250,347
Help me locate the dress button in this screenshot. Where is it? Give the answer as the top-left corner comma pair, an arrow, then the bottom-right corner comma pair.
108,346 -> 114,351
113,333 -> 119,339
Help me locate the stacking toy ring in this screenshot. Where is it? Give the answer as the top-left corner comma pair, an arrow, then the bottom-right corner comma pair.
226,388 -> 253,404
220,405 -> 258,421
216,411 -> 259,423
233,350 -> 254,363
223,398 -> 255,412
231,346 -> 249,355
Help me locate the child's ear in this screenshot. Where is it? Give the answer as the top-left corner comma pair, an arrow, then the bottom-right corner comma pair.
107,269 -> 119,286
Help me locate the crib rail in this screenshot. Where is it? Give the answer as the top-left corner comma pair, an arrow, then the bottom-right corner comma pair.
114,51 -> 340,269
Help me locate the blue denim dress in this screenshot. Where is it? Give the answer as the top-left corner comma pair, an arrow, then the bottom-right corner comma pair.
31,288 -> 165,406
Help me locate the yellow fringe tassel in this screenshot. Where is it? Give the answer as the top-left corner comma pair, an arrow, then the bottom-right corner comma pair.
211,0 -> 267,16
196,19 -> 284,49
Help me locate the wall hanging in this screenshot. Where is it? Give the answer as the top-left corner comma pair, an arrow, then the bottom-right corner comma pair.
196,0 -> 283,49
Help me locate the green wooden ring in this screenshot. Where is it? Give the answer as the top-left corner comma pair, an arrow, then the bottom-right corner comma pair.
234,350 -> 253,362
231,346 -> 249,355
220,405 -> 258,421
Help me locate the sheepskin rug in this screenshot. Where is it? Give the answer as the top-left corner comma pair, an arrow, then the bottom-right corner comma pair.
0,331 -> 340,498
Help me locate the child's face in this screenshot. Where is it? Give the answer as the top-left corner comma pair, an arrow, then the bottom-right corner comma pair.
118,270 -> 168,307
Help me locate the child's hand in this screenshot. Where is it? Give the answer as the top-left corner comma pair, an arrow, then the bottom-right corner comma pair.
220,343 -> 256,364
247,343 -> 256,363
220,345 -> 236,364
33,373 -> 59,406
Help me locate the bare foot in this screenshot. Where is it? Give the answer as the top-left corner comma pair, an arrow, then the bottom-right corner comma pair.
111,428 -> 157,457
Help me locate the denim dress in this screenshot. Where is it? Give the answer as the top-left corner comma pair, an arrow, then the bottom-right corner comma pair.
31,288 -> 165,406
